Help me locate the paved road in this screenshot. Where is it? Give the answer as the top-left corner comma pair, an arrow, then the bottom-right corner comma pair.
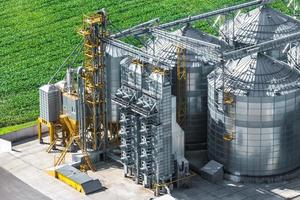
0,167 -> 51,200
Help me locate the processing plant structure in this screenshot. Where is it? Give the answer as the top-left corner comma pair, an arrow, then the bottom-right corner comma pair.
37,0 -> 300,195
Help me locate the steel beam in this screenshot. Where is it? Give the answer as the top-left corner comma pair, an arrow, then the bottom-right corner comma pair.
223,31 -> 300,60
104,38 -> 174,69
111,0 -> 272,39
151,28 -> 221,62
111,18 -> 159,39
158,0 -> 272,29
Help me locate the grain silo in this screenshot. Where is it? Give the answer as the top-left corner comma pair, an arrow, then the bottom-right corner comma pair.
207,53 -> 300,178
220,6 -> 300,59
147,26 -> 228,150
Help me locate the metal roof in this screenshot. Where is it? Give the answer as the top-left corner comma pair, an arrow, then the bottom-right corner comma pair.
181,26 -> 228,47
220,6 -> 300,45
209,53 -> 300,96
146,26 -> 228,67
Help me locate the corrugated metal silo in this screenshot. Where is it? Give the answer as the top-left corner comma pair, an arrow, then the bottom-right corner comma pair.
207,53 -> 300,177
147,26 -> 228,150
182,27 -> 228,149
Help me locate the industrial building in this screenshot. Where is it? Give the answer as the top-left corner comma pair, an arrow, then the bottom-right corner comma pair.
5,0 -> 300,199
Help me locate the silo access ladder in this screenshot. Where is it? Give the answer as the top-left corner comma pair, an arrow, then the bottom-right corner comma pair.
223,92 -> 235,141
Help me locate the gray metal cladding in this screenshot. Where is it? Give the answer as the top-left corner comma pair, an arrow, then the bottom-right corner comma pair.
185,64 -> 215,145
180,27 -> 227,147
207,54 -> 300,177
174,27 -> 227,147
39,84 -> 60,122
144,26 -> 228,148
106,54 -> 122,123
62,94 -> 79,121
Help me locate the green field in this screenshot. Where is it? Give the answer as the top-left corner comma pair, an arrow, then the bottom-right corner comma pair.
0,0 -> 291,131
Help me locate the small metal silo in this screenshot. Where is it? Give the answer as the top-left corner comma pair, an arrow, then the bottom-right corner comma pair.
39,84 -> 60,122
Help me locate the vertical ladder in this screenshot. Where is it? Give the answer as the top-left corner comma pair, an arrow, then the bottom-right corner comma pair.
223,92 -> 235,141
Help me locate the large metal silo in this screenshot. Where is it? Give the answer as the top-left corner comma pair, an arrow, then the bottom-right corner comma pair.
207,53 -> 300,177
182,27 -> 227,149
183,57 -> 215,149
147,26 -> 227,150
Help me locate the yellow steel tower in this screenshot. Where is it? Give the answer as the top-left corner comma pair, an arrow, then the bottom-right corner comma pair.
79,10 -> 108,151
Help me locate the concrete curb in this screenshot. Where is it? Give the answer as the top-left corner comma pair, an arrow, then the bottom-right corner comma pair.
0,138 -> 12,152
0,125 -> 47,143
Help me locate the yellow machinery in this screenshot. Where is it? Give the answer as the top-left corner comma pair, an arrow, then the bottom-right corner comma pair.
224,91 -> 234,105
79,12 -> 108,151
37,117 -> 56,146
37,103 -> 79,152
223,91 -> 235,141
38,12 -> 108,172
223,133 -> 234,141
48,165 -> 101,194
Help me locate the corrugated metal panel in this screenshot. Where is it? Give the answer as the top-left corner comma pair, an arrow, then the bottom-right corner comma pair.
62,93 -> 79,121
39,84 -> 60,122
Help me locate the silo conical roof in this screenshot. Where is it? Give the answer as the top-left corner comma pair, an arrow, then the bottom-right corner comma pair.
146,26 -> 228,66
211,54 -> 300,96
181,26 -> 228,48
220,6 -> 300,45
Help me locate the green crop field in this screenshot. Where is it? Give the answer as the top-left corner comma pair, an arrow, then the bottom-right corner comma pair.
0,0 -> 291,132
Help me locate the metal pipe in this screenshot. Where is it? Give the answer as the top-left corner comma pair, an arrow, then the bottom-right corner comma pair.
151,28 -> 221,62
152,28 -> 221,49
158,0 -> 272,29
223,31 -> 300,60
109,1 -> 272,39
77,67 -> 86,151
104,38 -> 174,69
48,40 -> 83,84
112,18 -> 160,38
66,67 -> 73,94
